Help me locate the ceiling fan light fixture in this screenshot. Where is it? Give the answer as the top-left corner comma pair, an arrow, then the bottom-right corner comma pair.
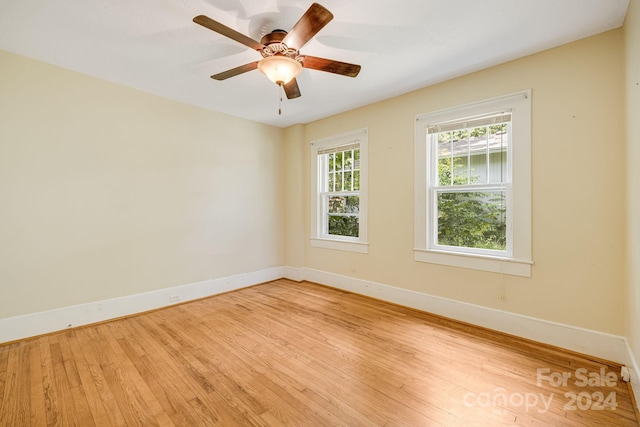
257,55 -> 302,85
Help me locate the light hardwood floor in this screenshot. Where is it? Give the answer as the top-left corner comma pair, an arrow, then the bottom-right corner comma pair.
0,279 -> 638,426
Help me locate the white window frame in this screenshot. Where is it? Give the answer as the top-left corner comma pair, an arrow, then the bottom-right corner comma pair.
310,128 -> 368,253
414,91 -> 532,276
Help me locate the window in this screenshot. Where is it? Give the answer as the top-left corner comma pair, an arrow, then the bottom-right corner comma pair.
414,91 -> 532,276
311,128 -> 368,253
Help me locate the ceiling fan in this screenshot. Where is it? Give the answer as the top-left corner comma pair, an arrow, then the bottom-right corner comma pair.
193,3 -> 361,100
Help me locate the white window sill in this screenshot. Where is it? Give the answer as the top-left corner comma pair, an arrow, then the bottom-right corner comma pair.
414,248 -> 532,277
310,238 -> 369,253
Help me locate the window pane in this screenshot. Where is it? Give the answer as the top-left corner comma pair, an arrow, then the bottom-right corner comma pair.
437,157 -> 452,186
328,154 -> 334,172
333,171 -> 342,191
345,195 -> 359,213
469,126 -> 488,184
437,190 -> 506,251
470,126 -> 487,138
437,132 -> 452,186
327,195 -> 359,237
335,152 -> 343,171
353,170 -> 360,191
344,171 -> 352,191
354,149 -> 360,169
453,132 -> 469,185
328,196 -> 359,214
469,150 -> 487,184
328,216 -> 359,237
328,172 -> 335,192
489,151 -> 507,184
344,150 -> 353,171
489,124 -> 508,184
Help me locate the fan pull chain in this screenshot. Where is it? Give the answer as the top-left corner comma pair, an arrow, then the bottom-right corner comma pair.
278,83 -> 284,115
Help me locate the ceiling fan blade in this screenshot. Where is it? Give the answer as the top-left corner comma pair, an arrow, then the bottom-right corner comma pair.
301,56 -> 361,77
211,61 -> 259,80
194,15 -> 265,51
283,79 -> 302,99
282,3 -> 333,51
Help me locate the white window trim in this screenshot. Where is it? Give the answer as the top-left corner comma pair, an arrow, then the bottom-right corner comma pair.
310,128 -> 369,253
414,91 -> 532,277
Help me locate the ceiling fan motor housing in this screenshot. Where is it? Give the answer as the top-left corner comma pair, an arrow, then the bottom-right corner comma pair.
260,29 -> 287,45
260,30 -> 299,60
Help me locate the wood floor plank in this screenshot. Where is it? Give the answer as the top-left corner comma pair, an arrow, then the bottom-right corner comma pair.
37,336 -> 62,427
57,332 -> 96,426
0,343 -> 10,423
0,279 -> 638,426
50,335 -> 86,427
0,343 -> 30,426
28,340 -> 46,426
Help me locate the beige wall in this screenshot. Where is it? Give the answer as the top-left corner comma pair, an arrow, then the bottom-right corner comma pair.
0,21 -> 631,342
0,50 -> 285,318
288,29 -> 627,335
283,124 -> 306,269
625,0 -> 640,367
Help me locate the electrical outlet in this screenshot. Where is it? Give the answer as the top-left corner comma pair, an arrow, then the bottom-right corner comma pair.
169,295 -> 180,303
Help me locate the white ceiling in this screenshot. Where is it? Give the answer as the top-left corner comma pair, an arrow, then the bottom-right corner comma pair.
0,0 -> 629,128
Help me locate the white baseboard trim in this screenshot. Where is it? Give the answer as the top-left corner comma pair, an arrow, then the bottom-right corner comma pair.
0,266 -> 284,344
624,338 -> 640,410
285,267 -> 628,365
283,265 -> 306,282
2,264 -> 632,374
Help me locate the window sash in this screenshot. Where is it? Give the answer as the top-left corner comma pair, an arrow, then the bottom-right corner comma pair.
321,148 -> 360,192
431,121 -> 510,187
427,119 -> 513,257
319,145 -> 360,239
431,186 -> 510,256
321,190 -> 359,231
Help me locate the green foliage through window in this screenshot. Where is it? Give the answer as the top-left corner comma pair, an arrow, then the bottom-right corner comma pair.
437,189 -> 506,250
